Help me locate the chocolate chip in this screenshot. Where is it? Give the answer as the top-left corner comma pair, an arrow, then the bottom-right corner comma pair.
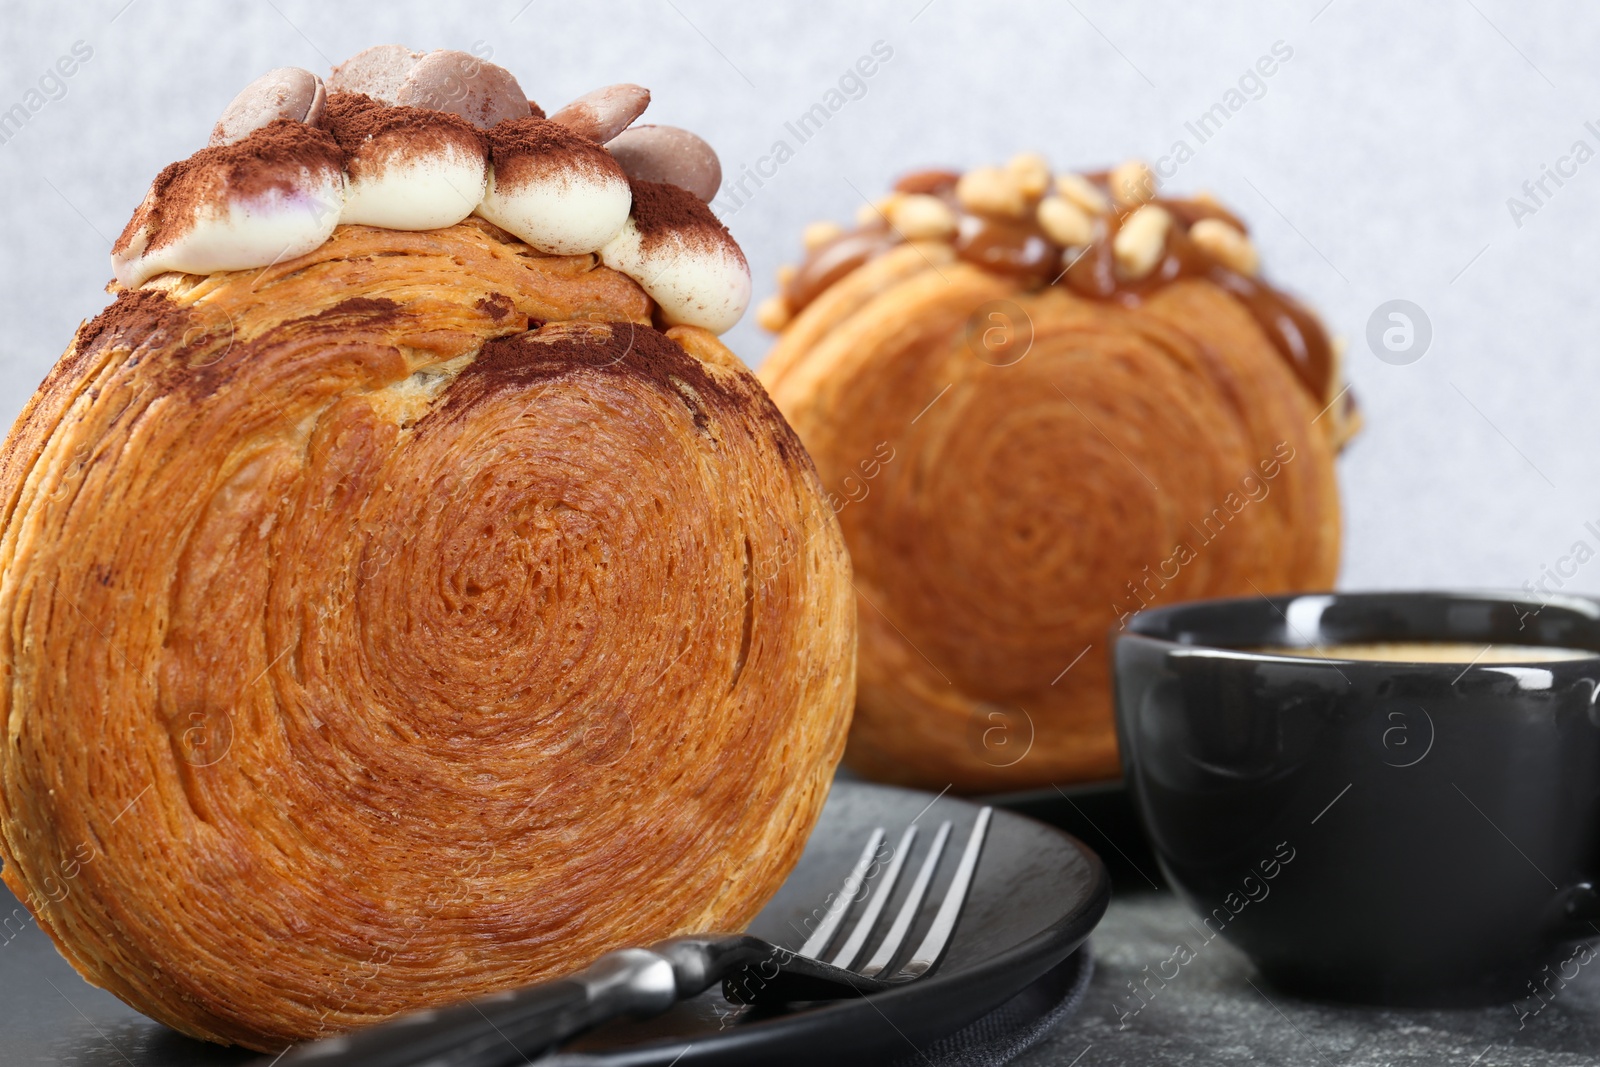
327,44 -> 422,105
605,125 -> 722,203
548,84 -> 650,144
395,50 -> 529,129
209,67 -> 326,147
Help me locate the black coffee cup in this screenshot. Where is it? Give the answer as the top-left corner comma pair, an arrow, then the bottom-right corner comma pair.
1112,591 -> 1600,1007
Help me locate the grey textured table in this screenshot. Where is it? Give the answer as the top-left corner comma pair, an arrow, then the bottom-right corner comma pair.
1015,890 -> 1600,1066
2,879 -> 1598,1064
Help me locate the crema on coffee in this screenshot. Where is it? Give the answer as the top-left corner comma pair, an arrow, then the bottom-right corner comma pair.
1251,642 -> 1598,663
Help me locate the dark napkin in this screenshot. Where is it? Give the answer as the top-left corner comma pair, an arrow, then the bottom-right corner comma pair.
892,945 -> 1094,1067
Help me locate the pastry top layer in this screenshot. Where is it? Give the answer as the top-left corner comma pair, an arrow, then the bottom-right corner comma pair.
760,156 -> 1357,444
110,47 -> 749,334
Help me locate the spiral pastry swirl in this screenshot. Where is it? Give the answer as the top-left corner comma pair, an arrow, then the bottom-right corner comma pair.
762,243 -> 1338,792
0,220 -> 853,1049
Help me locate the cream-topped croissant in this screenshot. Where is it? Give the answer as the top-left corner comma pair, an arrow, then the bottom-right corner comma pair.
0,48 -> 852,1052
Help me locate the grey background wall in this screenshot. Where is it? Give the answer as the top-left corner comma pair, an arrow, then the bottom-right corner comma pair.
1,0 -> 1595,599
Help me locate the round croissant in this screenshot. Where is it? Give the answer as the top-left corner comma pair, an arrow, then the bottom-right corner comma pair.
763,226 -> 1340,793
0,218 -> 854,1050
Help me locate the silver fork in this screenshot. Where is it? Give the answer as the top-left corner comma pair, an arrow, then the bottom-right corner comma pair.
750,805 -> 993,995
269,807 -> 993,1067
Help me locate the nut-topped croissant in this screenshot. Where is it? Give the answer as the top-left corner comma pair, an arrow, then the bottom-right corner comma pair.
0,48 -> 853,1051
760,157 -> 1351,793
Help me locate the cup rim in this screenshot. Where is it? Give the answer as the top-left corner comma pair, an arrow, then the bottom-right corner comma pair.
1115,588 -> 1600,666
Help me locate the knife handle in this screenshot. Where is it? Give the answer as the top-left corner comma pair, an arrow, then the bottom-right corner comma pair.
267,948 -> 679,1067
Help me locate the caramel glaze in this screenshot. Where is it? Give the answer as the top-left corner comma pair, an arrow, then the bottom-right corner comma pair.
785,229 -> 899,311
784,170 -> 1335,405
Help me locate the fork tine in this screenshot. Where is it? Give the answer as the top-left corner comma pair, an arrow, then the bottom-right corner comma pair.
798,827 -> 886,959
857,820 -> 951,978
895,807 -> 992,979
830,824 -> 916,970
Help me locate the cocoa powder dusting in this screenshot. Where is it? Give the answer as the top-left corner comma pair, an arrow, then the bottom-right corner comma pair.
628,178 -> 739,258
309,297 -> 401,323
436,321 -> 806,467
485,117 -> 622,191
134,120 -> 344,254
75,290 -> 181,353
440,321 -> 718,419
319,92 -> 486,180
474,293 -> 514,322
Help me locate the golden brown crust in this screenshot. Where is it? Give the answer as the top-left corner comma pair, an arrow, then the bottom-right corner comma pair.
761,261 -> 1337,793
0,220 -> 854,1050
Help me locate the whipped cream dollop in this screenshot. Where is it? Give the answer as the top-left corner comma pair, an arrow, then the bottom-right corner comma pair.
476,118 -> 631,255
602,180 -> 750,334
113,121 -> 343,288
322,93 -> 487,231
110,47 -> 749,334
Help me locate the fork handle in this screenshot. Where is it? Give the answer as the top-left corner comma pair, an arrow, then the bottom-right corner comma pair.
265,948 -> 679,1067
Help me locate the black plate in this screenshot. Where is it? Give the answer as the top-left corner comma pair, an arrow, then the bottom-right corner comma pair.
983,778 -> 1166,893
0,781 -> 1108,1066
